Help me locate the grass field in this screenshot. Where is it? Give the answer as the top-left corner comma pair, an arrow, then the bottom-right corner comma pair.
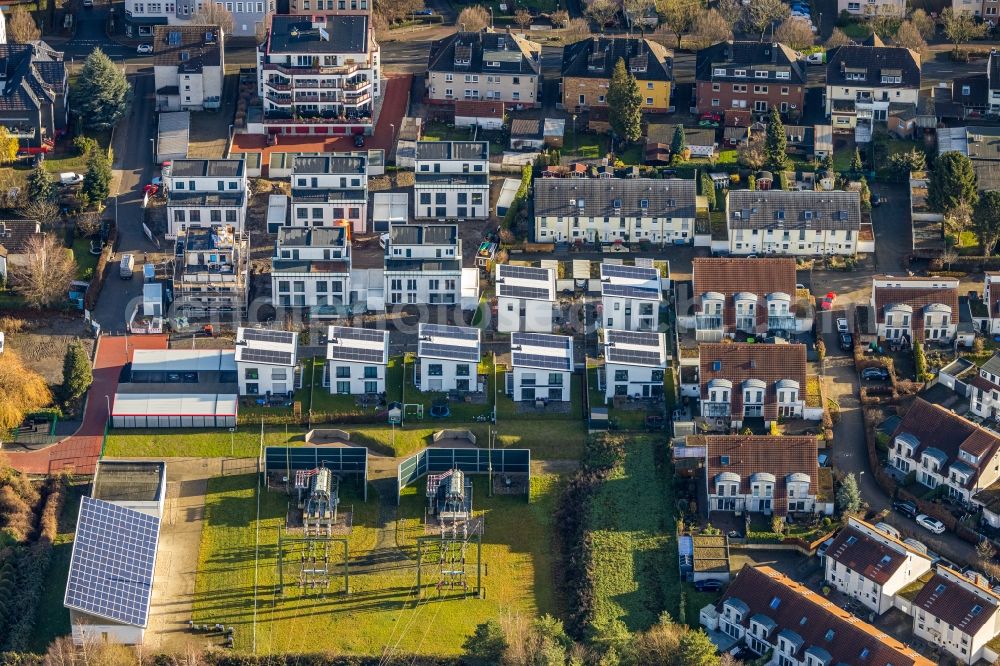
192,472 -> 563,655
71,237 -> 98,280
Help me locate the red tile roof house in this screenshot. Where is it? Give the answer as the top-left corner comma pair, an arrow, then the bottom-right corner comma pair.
887,398 -> 1000,505
700,434 -> 831,517
910,566 -> 1000,664
871,275 -> 959,348
824,516 -> 932,616
689,342 -> 821,430
700,565 -> 934,666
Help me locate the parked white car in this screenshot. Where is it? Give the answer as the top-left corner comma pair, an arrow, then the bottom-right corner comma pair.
801,52 -> 824,65
916,514 -> 946,534
137,43 -> 153,54
837,318 -> 849,333
60,172 -> 83,185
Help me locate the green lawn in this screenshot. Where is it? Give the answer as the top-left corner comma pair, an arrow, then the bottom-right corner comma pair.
587,437 -> 679,633
565,130 -> 609,160
619,144 -> 643,165
193,472 -> 564,655
841,21 -> 874,40
43,130 -> 112,175
422,121 -> 475,143
71,236 -> 98,280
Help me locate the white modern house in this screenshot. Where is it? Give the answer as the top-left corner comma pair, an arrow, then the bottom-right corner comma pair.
602,329 -> 667,401
416,323 -> 481,392
383,224 -> 464,307
981,272 -> 1000,335
290,154 -> 369,234
887,398 -> 1000,505
326,326 -> 389,395
871,276 -> 959,346
968,354 -> 1000,420
509,332 -> 573,402
271,226 -> 351,315
235,327 -> 299,396
912,567 -> 1000,664
532,178 -> 698,244
165,158 -> 249,237
413,141 -> 490,220
703,435 -> 830,517
496,263 -> 556,333
726,190 -> 863,256
171,225 -> 249,315
600,263 -> 663,331
824,517 -> 933,616
152,25 -> 224,111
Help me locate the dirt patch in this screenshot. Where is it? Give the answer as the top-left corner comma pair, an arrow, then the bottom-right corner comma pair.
2,313 -> 94,386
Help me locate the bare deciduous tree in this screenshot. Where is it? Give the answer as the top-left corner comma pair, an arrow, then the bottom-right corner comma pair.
12,233 -> 76,308
747,0 -> 789,41
7,6 -> 40,43
894,20 -> 929,55
20,198 -> 61,227
586,0 -> 620,28
457,4 -> 490,31
909,8 -> 935,39
562,17 -> 591,42
75,211 -> 103,237
375,0 -> 424,25
622,0 -> 655,29
550,9 -> 570,27
191,3 -> 235,35
658,0 -> 697,48
689,10 -> 733,50
774,16 -> 815,50
825,26 -> 853,47
513,9 -> 533,30
716,0 -> 746,29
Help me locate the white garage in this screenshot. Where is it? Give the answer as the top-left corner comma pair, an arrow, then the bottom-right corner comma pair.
111,393 -> 238,428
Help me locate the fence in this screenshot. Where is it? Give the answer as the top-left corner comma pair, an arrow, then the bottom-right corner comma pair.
263,446 -> 368,500
396,447 -> 531,504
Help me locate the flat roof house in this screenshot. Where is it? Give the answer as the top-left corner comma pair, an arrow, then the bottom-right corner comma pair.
416,323 -> 481,393
602,329 -> 667,402
234,327 -> 299,397
600,262 -> 663,332
290,154 -> 369,235
726,190 -> 863,256
509,332 -> 573,403
326,325 -> 389,396
164,158 -> 248,237
413,141 -> 490,220
383,223 -> 463,307
496,263 -> 556,333
271,225 -> 352,316
171,225 -> 250,315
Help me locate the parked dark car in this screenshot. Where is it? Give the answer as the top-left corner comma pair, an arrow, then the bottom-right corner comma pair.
893,499 -> 918,519
862,366 -> 890,381
839,332 -> 854,351
354,134 -> 365,147
694,579 -> 723,592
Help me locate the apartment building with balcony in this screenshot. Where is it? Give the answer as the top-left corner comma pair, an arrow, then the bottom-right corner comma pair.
257,14 -> 380,135
681,257 -> 804,342
826,34 -> 920,137
153,25 -> 223,111
726,190 -> 862,256
912,567 -> 1000,664
290,154 -> 369,234
413,141 -> 490,220
694,40 -> 806,118
165,158 -> 248,237
824,517 -> 933,616
600,262 -> 663,331
701,565 -> 933,666
326,325 -> 389,395
533,177 -> 697,244
426,30 -> 541,108
601,328 -> 667,401
271,225 -> 351,315
172,225 -> 249,315
560,36 -> 672,113
383,223 -> 462,306
871,276 -> 959,346
0,43 -> 66,151
693,342 -> 812,429
703,435 -> 829,517
126,0 -> 268,36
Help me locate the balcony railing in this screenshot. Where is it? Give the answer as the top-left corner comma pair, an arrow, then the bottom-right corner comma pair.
265,93 -> 292,106
262,113 -> 374,126
768,316 -> 795,331
262,62 -> 360,76
703,403 -> 730,417
696,315 -> 722,330
342,78 -> 370,91
341,94 -> 372,107
294,92 -> 340,102
264,80 -> 291,91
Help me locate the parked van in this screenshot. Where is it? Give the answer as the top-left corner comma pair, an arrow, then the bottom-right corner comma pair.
120,254 -> 135,279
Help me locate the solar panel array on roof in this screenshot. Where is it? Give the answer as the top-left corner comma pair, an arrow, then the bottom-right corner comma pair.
420,343 -> 480,362
602,263 -> 659,280
499,284 -> 551,299
498,264 -> 550,282
603,283 -> 660,299
606,348 -> 663,365
237,348 -> 294,365
241,329 -> 295,345
421,324 -> 479,340
607,329 -> 662,346
327,347 -> 386,363
330,327 -> 387,343
512,352 -> 571,371
512,333 -> 571,349
65,497 -> 160,627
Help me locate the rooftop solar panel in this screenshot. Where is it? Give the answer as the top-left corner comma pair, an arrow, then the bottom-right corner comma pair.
498,264 -> 551,282
603,283 -> 661,300
330,327 -> 387,343
499,284 -> 552,300
512,332 -> 571,350
601,263 -> 659,281
241,328 -> 296,345
512,352 -> 571,371
606,348 -> 664,366
327,347 -> 386,364
64,497 -> 160,628
237,347 -> 294,365
420,324 -> 479,340
607,330 -> 662,346
419,342 -> 480,362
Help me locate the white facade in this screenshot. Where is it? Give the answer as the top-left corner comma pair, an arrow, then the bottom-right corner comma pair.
383,224 -> 463,307
326,326 -> 389,395
602,329 -> 666,401
726,190 -> 862,256
824,517 -> 932,616
872,276 -> 959,344
152,26 -> 224,111
414,141 -> 490,220
171,225 -> 249,315
271,225 -> 352,312
234,327 -> 298,396
600,263 -> 662,331
165,158 -> 249,237
496,263 -> 556,333
509,332 -> 573,402
912,568 -> 1000,665
290,154 -> 369,234
839,0 -> 905,15
416,323 -> 481,392
984,273 -> 1000,334
127,0 -> 269,37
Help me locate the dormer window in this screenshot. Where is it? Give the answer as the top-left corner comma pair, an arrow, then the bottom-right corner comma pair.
755,70 -> 767,78
713,67 -> 726,76
734,69 -> 746,77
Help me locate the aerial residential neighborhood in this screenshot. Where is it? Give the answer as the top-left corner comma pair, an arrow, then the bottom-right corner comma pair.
12,0 -> 1000,662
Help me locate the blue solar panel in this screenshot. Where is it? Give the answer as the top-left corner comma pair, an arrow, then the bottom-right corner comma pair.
64,497 -> 160,627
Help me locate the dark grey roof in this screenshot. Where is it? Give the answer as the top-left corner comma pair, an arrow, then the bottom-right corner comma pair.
170,159 -> 245,178
414,173 -> 489,186
825,39 -> 921,88
272,259 -> 350,274
277,226 -> 347,247
534,178 -> 696,219
727,191 -> 861,231
291,188 -> 367,202
293,154 -> 367,175
415,141 -> 489,161
267,15 -> 368,54
695,40 -> 805,85
975,161 -> 1000,192
167,191 -> 245,207
427,30 -> 539,76
561,36 -> 672,82
0,44 -> 65,114
0,219 -> 41,254
153,25 -> 222,72
385,258 -> 461,272
954,74 -> 989,111
991,52 -> 1000,92
389,223 -> 458,245
965,128 -> 1000,161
